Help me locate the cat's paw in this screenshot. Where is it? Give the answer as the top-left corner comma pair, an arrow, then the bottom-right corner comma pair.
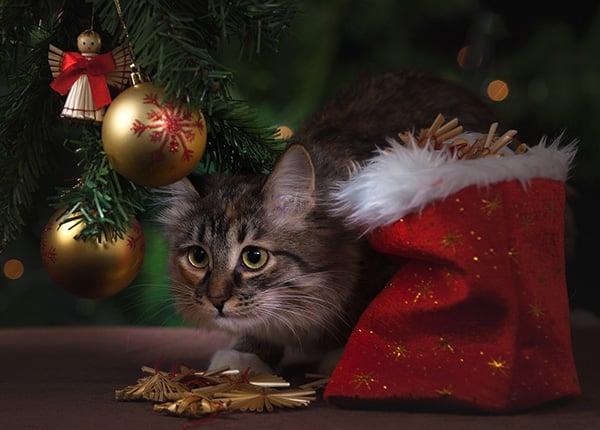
208,349 -> 274,374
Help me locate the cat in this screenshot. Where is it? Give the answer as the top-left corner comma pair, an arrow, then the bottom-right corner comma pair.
157,70 -> 498,374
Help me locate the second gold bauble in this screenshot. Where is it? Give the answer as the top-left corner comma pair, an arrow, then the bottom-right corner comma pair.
102,82 -> 207,187
40,209 -> 146,299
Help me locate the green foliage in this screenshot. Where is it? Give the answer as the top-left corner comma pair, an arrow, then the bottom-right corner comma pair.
49,126 -> 149,242
93,0 -> 294,175
0,1 -> 60,251
0,0 -> 298,250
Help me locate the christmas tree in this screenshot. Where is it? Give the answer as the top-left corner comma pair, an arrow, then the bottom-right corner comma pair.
0,0 -> 298,251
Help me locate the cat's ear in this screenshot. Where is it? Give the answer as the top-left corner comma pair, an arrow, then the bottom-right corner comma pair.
166,176 -> 200,199
263,144 -> 315,225
155,176 -> 200,227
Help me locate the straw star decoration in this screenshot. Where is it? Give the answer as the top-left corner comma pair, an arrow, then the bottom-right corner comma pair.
115,364 -> 318,418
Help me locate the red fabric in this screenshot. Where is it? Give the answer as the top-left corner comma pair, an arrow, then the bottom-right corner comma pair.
325,178 -> 581,412
50,51 -> 116,108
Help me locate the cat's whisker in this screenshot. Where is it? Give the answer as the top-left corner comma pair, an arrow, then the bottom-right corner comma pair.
272,271 -> 363,312
256,294 -> 308,331
253,305 -> 305,349
259,288 -> 351,345
103,281 -> 184,326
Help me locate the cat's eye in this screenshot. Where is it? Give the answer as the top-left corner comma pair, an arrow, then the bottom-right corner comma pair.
187,246 -> 209,269
241,246 -> 268,270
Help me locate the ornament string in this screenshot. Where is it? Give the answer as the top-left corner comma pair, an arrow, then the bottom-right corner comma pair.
112,0 -> 138,72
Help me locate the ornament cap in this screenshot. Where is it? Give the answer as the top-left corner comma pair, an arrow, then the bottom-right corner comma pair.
128,63 -> 150,86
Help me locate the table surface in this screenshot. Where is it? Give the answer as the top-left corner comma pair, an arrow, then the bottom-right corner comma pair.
0,325 -> 598,430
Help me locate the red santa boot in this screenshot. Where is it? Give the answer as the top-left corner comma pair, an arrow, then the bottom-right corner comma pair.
325,123 -> 581,412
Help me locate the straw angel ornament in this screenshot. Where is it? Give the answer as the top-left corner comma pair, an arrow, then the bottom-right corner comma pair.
48,29 -> 131,122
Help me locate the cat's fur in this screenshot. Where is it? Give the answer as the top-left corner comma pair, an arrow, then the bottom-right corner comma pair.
157,70 -> 497,374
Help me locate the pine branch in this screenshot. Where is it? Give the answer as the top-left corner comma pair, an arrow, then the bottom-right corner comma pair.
203,99 -> 285,174
0,5 -> 61,252
207,0 -> 299,57
1,0 -> 298,248
50,126 -> 150,243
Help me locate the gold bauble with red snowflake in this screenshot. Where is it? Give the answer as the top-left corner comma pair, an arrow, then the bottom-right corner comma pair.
40,208 -> 146,299
102,81 -> 207,187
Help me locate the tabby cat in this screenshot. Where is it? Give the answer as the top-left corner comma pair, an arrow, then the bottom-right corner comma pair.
157,71 -> 497,374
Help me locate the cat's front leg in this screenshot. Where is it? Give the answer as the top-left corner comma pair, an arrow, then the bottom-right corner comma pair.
208,335 -> 283,374
208,349 -> 274,374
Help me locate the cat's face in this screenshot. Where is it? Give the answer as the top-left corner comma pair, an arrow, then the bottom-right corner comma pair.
157,145 -> 363,347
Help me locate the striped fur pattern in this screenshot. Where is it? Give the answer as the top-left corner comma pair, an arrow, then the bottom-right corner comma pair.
157,70 -> 498,372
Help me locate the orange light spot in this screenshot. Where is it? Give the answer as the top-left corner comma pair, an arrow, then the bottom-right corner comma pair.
457,46 -> 482,69
275,125 -> 293,140
487,80 -> 509,102
3,259 -> 24,280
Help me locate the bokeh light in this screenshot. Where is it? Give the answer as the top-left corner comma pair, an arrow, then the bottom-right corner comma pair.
456,45 -> 483,69
276,125 -> 294,140
487,79 -> 509,102
3,259 -> 25,280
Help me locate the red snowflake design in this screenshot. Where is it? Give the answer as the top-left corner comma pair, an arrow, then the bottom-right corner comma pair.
126,222 -> 144,250
126,222 -> 146,271
40,224 -> 57,266
131,93 -> 205,162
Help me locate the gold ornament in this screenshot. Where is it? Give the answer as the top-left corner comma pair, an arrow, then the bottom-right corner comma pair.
102,81 -> 207,187
40,208 -> 145,299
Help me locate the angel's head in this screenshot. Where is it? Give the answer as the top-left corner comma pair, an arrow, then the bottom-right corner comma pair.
77,29 -> 102,54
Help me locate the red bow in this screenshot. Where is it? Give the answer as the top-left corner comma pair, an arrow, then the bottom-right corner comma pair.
50,52 -> 116,109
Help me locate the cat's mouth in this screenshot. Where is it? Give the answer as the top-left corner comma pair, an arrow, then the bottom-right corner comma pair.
203,292 -> 256,321
209,305 -> 263,332
214,309 -> 234,320
209,307 -> 255,332
208,302 -> 244,321
212,303 -> 226,315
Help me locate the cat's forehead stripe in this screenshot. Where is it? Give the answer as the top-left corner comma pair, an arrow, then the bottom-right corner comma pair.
237,224 -> 248,244
195,224 -> 206,242
225,201 -> 235,219
193,216 -> 248,245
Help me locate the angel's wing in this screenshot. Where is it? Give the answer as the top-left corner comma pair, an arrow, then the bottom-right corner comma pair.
105,45 -> 133,89
48,44 -> 65,78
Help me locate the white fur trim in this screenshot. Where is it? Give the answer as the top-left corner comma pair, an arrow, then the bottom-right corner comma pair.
331,135 -> 577,232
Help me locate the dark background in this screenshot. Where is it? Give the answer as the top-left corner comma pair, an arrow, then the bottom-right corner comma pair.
1,0 -> 599,325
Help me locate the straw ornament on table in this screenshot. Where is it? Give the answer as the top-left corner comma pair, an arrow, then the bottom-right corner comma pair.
115,364 -> 323,418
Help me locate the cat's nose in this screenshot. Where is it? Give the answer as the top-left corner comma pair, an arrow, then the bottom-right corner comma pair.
207,283 -> 232,313
207,295 -> 228,313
